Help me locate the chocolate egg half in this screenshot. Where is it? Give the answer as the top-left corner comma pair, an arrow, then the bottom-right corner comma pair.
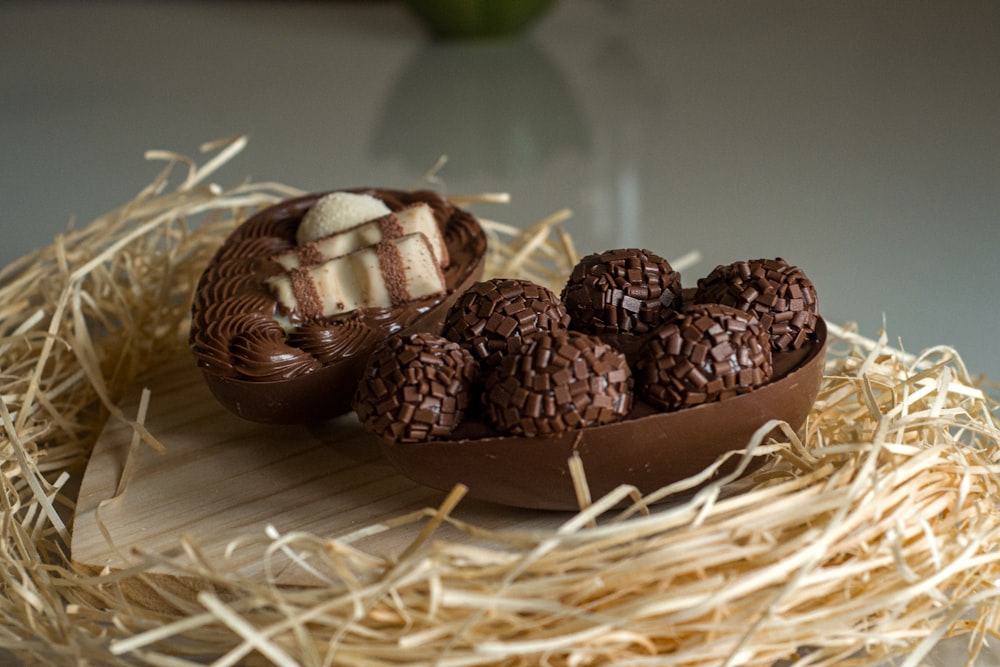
378,317 -> 826,510
189,189 -> 487,423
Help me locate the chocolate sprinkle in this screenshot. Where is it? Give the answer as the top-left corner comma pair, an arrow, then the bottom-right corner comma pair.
694,257 -> 819,351
288,266 -> 325,320
561,248 -> 683,335
374,239 -> 410,307
295,241 -> 326,267
442,278 -> 570,366
376,212 -> 404,240
353,333 -> 480,443
483,330 -> 633,437
636,304 -> 773,411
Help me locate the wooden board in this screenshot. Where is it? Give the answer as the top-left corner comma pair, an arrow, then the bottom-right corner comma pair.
71,353 -> 565,587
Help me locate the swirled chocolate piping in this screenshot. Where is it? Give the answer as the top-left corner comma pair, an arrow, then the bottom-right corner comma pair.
192,270 -> 266,305
286,319 -> 378,364
228,205 -> 304,242
230,324 -> 322,381
212,236 -> 294,265
191,312 -> 272,375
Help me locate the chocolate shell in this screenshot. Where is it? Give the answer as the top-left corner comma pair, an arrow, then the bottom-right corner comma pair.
379,318 -> 826,510
189,189 -> 487,423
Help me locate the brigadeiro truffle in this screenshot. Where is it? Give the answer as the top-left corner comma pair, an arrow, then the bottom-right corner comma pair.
636,304 -> 772,411
694,257 -> 819,351
353,332 -> 479,443
483,330 -> 633,437
442,278 -> 570,366
561,248 -> 683,335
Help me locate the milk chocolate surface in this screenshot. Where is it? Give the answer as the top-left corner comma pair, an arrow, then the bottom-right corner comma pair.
190,189 -> 487,423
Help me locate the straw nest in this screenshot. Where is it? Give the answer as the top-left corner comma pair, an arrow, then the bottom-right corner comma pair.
2,137 -> 999,667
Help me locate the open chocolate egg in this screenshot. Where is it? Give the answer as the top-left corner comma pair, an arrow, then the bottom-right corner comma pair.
379,318 -> 826,510
189,189 -> 487,423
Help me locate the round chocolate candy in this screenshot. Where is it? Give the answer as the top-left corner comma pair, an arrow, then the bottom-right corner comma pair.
353,332 -> 480,443
561,248 -> 683,335
483,330 -> 633,437
694,257 -> 819,351
442,278 -> 570,366
636,304 -> 772,411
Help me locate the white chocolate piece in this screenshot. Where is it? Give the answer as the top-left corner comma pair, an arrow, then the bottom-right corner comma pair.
295,192 -> 391,245
398,203 -> 449,266
267,233 -> 446,319
275,203 -> 448,271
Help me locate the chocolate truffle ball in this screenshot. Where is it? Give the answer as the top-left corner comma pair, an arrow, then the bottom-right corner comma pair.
442,278 -> 570,366
483,330 -> 633,437
353,332 -> 479,443
636,304 -> 772,411
561,248 -> 683,335
694,257 -> 819,351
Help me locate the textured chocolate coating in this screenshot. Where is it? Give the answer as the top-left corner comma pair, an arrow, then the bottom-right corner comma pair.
483,330 -> 633,437
694,257 -> 819,351
378,318 -> 827,510
189,188 -> 487,423
561,248 -> 683,335
636,304 -> 773,411
442,278 -> 570,366
353,333 -> 479,443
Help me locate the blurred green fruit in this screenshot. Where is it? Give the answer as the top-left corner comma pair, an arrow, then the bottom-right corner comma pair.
404,0 -> 556,39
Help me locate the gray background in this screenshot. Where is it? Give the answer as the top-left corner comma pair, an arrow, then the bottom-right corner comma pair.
2,0 -> 998,382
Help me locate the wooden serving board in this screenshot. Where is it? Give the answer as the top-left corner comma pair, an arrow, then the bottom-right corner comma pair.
71,353 -> 566,588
